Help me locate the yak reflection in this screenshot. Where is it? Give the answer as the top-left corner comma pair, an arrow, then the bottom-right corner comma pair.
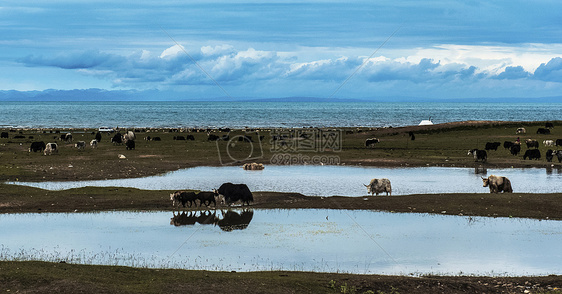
170,209 -> 253,231
217,209 -> 254,232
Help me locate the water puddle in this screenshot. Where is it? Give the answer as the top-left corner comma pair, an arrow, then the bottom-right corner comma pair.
9,166 -> 562,196
1,209 -> 560,275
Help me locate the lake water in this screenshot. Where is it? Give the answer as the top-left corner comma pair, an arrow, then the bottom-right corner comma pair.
10,166 -> 562,196
0,209 -> 560,275
1,101 -> 561,129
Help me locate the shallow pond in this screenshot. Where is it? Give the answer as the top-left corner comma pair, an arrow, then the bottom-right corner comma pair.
10,166 -> 562,196
1,209 -> 560,275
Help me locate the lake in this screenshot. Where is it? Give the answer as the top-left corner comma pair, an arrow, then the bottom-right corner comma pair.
10,166 -> 562,196
0,209 -> 560,275
1,101 -> 561,129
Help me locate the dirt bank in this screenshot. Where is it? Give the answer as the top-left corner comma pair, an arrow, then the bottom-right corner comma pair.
1,184 -> 561,220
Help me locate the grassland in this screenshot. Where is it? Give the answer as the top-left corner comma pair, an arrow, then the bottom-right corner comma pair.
1,261 -> 561,294
1,120 -> 560,182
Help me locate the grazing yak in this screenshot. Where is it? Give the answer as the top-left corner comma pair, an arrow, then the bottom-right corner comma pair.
95,131 -> 102,143
545,122 -> 554,129
556,139 -> 562,146
62,133 -> 73,142
125,140 -> 135,150
516,128 -> 526,134
123,131 -> 135,142
111,133 -> 123,145
537,128 -> 550,135
510,144 -> 521,156
243,162 -> 265,170
0,132 -> 8,138
546,149 -> 554,162
170,191 -> 198,208
468,149 -> 487,162
503,141 -> 514,150
216,183 -> 254,206
207,134 -> 220,141
75,141 -> 86,150
365,138 -> 380,148
44,143 -> 58,155
544,140 -> 554,147
523,149 -> 541,160
481,175 -> 513,193
29,141 -> 46,152
485,142 -> 501,151
525,139 -> 539,149
90,139 -> 98,148
364,178 -> 392,196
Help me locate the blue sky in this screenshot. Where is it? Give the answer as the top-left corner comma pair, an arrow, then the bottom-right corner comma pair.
2,0 -> 562,100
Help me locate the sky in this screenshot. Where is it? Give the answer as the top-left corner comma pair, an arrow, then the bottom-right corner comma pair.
1,0 -> 562,100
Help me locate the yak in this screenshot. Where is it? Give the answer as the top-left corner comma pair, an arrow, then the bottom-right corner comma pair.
468,149 -> 487,162
485,142 -> 501,151
510,144 -> 521,156
125,139 -> 135,150
43,142 -> 58,155
197,191 -> 218,207
482,175 -> 513,193
546,149 -> 554,162
170,191 -> 198,208
523,149 -> 541,160
365,138 -> 380,148
364,178 -> 392,196
111,133 -> 123,145
525,139 -> 539,149
29,141 -> 46,152
216,183 -> 253,206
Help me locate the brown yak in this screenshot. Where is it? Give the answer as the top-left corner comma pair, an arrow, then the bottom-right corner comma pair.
481,175 -> 513,193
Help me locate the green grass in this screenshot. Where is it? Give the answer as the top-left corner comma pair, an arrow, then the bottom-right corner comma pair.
1,121 -> 561,182
1,261 -> 561,294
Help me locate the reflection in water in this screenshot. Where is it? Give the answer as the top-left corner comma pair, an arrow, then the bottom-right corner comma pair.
0,209 -> 560,275
473,167 -> 487,174
546,166 -> 562,175
170,209 -> 253,232
217,209 -> 254,232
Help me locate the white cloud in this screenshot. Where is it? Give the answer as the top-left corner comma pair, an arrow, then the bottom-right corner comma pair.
201,45 -> 235,56
406,44 -> 562,75
159,45 -> 185,59
13,42 -> 562,98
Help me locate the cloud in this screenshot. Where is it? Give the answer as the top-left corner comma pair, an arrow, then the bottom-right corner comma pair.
533,57 -> 562,82
13,44 -> 562,99
18,50 -> 120,69
159,45 -> 185,59
495,66 -> 530,80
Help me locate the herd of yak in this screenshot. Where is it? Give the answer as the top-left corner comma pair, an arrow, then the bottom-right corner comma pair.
467,123 -> 562,163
